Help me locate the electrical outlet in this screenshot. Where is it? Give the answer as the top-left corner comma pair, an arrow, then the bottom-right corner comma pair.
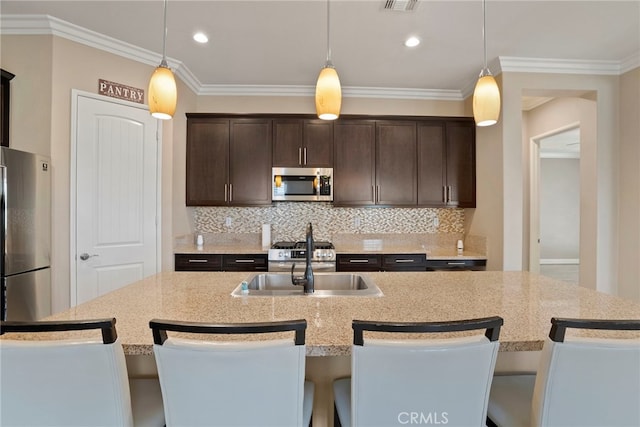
354,216 -> 361,227
433,216 -> 440,227
225,217 -> 232,227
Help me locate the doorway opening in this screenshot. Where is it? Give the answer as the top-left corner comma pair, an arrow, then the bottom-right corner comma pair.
535,127 -> 581,283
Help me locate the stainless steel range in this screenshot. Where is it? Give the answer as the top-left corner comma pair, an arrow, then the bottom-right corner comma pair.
268,241 -> 336,272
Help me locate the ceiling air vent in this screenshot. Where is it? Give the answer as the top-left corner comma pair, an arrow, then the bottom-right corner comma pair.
383,0 -> 418,12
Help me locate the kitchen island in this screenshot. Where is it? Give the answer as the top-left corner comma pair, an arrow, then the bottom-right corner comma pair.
30,271 -> 639,354
8,271 -> 640,426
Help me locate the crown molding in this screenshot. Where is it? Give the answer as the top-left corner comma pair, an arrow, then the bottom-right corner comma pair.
498,56 -> 623,75
0,14 -> 201,94
1,15 -> 637,100
620,52 -> 640,74
198,84 -> 463,100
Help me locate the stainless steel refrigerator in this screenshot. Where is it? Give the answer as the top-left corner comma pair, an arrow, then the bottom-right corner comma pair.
0,147 -> 51,321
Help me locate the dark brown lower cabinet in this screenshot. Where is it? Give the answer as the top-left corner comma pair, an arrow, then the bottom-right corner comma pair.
381,254 -> 427,271
337,253 -> 427,272
336,254 -> 381,272
175,253 -> 267,271
222,254 -> 268,271
425,259 -> 486,271
175,254 -> 222,271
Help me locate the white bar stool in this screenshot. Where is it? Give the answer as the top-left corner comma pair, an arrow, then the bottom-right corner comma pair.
333,316 -> 504,427
0,318 -> 165,426
487,317 -> 640,427
149,318 -> 314,426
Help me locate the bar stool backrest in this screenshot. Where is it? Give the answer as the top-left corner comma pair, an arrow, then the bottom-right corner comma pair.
532,318 -> 640,426
350,316 -> 503,426
149,318 -> 307,426
0,319 -> 134,426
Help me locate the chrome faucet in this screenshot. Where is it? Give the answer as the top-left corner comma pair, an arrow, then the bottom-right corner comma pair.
291,222 -> 314,294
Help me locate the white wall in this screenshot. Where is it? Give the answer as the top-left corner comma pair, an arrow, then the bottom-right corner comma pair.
478,72 -> 620,295
618,68 -> 640,301
523,97 -> 596,289
1,34 -> 197,313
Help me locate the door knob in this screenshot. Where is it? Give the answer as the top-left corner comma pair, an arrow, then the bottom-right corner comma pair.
79,253 -> 99,261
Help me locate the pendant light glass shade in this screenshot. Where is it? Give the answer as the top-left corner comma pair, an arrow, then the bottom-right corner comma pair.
315,65 -> 342,120
473,71 -> 500,127
148,0 -> 176,120
472,0 -> 500,127
148,63 -> 177,120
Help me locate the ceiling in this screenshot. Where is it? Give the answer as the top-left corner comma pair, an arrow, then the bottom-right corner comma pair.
1,1 -> 639,99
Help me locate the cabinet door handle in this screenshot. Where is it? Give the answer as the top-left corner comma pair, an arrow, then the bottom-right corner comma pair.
234,259 -> 256,263
394,259 -> 415,263
446,262 -> 467,265
229,184 -> 233,202
224,184 -> 228,202
376,185 -> 380,203
443,186 -> 447,203
349,259 -> 370,263
188,259 -> 208,263
371,185 -> 375,202
298,147 -> 303,165
303,147 -> 307,165
447,185 -> 452,203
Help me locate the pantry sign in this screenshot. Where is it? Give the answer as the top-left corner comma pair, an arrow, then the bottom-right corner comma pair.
98,79 -> 144,104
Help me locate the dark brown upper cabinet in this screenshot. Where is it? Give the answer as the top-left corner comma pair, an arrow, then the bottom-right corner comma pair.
375,121 -> 417,206
333,120 -> 376,206
186,116 -> 272,206
1,69 -> 16,147
334,119 -> 418,207
417,120 -> 476,208
185,113 -> 475,208
273,119 -> 333,167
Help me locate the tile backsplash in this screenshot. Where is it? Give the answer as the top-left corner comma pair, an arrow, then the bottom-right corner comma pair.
195,203 -> 464,241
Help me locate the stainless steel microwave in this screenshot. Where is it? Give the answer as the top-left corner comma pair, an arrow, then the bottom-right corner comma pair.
272,167 -> 333,201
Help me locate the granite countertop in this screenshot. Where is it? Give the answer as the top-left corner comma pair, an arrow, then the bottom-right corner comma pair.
174,242 -> 486,260
174,243 -> 268,255
8,271 -> 639,356
334,244 -> 486,260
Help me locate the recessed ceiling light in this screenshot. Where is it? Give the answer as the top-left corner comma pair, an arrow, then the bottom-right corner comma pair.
404,36 -> 420,47
193,32 -> 208,44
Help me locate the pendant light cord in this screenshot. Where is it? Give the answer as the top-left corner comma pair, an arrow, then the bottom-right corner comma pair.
482,0 -> 488,72
161,0 -> 168,66
326,0 -> 333,66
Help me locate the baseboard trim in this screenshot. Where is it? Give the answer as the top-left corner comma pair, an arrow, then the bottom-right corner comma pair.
540,258 -> 580,265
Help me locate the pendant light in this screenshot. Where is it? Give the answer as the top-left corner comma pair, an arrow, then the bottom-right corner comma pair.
472,0 -> 500,127
315,0 -> 341,120
148,0 -> 177,120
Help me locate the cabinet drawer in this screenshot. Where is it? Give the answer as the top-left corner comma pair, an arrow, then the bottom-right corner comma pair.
175,254 -> 222,271
382,254 -> 427,271
336,254 -> 381,271
222,254 -> 268,271
425,259 -> 486,271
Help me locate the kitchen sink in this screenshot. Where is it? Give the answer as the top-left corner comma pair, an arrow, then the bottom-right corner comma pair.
231,273 -> 383,297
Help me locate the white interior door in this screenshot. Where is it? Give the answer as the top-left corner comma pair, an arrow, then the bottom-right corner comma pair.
73,93 -> 159,305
